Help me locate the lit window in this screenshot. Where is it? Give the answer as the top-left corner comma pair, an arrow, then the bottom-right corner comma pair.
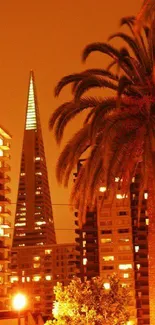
33,263 -> 40,268
26,277 -> 30,282
33,256 -> 40,261
119,246 -> 130,251
83,241 -> 86,248
26,76 -> 37,130
99,186 -> 106,193
0,228 -> 4,236
101,238 -> 112,244
115,177 -> 120,182
123,273 -> 129,278
35,221 -> 46,226
0,139 -> 3,146
22,277 -> 25,283
10,276 -> 19,283
83,258 -> 87,265
132,177 -> 135,183
0,149 -> 3,157
45,275 -> 52,281
20,173 -> 25,176
135,246 -> 139,252
33,276 -> 41,282
45,249 -> 52,255
104,283 -> 110,290
119,264 -> 132,270
35,191 -> 41,195
35,172 -> 42,175
103,256 -> 114,261
144,192 -> 148,199
35,157 -> 41,161
116,194 -> 127,199
36,242 -> 43,245
35,296 -> 40,301
146,218 -> 149,225
15,223 -> 26,227
118,238 -> 129,242
0,207 -> 2,213
19,244 -> 25,246
137,264 -> 140,270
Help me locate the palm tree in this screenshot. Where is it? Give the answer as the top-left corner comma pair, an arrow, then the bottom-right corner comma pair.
135,0 -> 155,32
50,17 -> 155,324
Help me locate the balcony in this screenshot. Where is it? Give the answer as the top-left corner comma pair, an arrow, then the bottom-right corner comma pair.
0,198 -> 11,205
0,176 -> 10,184
0,220 -> 11,228
0,209 -> 11,217
0,165 -> 10,173
0,187 -> 11,195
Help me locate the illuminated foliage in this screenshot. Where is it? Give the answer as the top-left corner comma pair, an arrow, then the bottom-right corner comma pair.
45,275 -> 130,325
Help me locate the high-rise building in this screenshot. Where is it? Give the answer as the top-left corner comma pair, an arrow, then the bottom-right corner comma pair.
12,71 -> 56,247
10,243 -> 78,317
0,126 -> 11,310
74,160 -> 99,280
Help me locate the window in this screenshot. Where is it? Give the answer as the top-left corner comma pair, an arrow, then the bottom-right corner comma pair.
118,238 -> 129,243
104,283 -> 110,289
144,192 -> 148,199
83,258 -> 87,265
35,296 -> 41,301
99,186 -> 106,193
101,230 -> 112,234
10,276 -> 19,283
45,249 -> 52,255
33,276 -> 41,282
33,263 -> 40,268
101,238 -> 112,244
119,246 -> 131,251
103,256 -> 114,262
135,246 -> 139,252
118,211 -> 127,216
33,256 -> 40,261
118,229 -> 129,233
102,266 -> 114,270
119,264 -> 132,270
123,273 -> 129,278
116,194 -> 127,199
45,275 -> 52,281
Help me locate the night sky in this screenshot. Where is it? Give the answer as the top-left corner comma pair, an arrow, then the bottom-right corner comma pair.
0,0 -> 141,243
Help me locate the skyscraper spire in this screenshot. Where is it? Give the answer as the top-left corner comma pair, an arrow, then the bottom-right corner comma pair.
13,71 -> 56,247
25,71 -> 37,130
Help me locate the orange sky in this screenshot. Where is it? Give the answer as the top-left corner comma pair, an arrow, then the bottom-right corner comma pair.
0,0 -> 141,243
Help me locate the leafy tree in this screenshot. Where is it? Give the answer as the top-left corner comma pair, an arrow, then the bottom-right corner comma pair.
45,275 -> 131,325
50,15 -> 155,324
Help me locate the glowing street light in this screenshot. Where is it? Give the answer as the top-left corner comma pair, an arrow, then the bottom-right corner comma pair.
12,293 -> 27,325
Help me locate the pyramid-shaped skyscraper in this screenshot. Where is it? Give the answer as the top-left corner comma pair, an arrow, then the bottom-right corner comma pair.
13,71 -> 56,247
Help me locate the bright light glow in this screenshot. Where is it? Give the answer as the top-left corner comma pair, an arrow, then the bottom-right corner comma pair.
35,157 -> 41,161
144,192 -> 148,199
26,75 -> 37,130
116,194 -> 127,199
135,246 -> 139,252
0,150 -> 3,157
10,276 -> 19,283
119,264 -> 132,270
103,256 -> 114,261
33,256 -> 40,261
83,257 -> 87,265
26,277 -> 30,282
35,221 -> 46,226
45,249 -> 52,255
15,223 -> 26,227
45,275 -> 52,281
0,139 -> 3,146
115,177 -> 120,182
123,273 -> 129,279
146,218 -> 149,225
101,238 -> 112,244
104,282 -> 110,290
137,264 -> 140,270
12,293 -> 27,311
99,186 -> 106,193
33,275 -> 41,282
33,263 -> 40,268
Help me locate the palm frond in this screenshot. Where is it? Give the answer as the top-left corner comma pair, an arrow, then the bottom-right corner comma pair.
82,42 -> 121,62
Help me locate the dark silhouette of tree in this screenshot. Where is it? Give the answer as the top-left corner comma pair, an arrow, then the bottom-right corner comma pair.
50,16 -> 155,323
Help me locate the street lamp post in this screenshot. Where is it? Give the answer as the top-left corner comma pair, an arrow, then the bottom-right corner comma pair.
12,293 -> 27,325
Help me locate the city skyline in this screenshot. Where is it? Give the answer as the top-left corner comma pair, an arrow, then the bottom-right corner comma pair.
0,0 -> 141,243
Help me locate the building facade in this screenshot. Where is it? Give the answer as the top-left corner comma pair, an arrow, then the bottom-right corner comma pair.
12,71 -> 56,247
0,126 -> 11,310
74,160 -> 99,280
11,243 -> 78,317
